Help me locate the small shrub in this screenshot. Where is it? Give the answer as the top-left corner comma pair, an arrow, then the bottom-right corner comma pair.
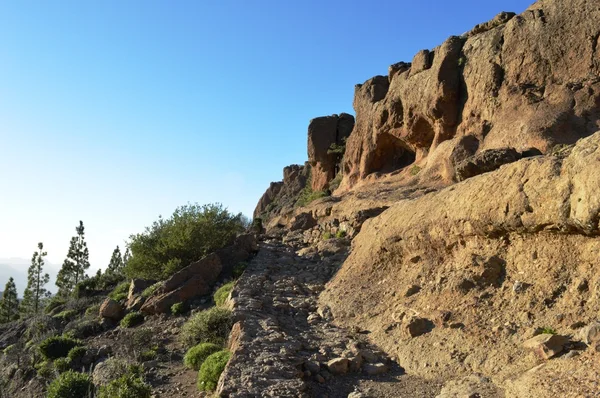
85,304 -> 101,317
181,307 -> 233,348
214,282 -> 234,307
328,172 -> 343,192
53,309 -> 78,322
410,165 -> 422,176
53,357 -> 72,373
296,187 -> 328,208
97,372 -> 151,398
120,312 -> 144,328
36,360 -> 54,379
109,282 -> 130,302
251,218 -> 263,233
139,349 -> 157,362
39,336 -> 82,360
184,342 -> 221,371
64,318 -> 102,339
322,232 -> 333,240
45,296 -> 67,315
540,326 -> 557,335
47,370 -> 93,398
67,346 -> 86,361
335,230 -> 346,239
171,302 -> 186,316
232,262 -> 247,279
197,350 -> 231,391
141,282 -> 161,298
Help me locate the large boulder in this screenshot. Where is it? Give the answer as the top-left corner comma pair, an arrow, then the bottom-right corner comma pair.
99,298 -> 124,321
307,113 -> 355,191
253,164 -> 310,221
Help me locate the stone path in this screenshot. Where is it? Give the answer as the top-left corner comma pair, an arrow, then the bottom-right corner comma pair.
219,240 -> 442,398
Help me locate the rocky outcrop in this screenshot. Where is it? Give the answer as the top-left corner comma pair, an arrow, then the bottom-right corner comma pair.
99,298 -> 124,321
140,235 -> 257,314
321,131 -> 600,394
340,0 -> 600,190
253,164 -> 309,220
307,113 -> 355,191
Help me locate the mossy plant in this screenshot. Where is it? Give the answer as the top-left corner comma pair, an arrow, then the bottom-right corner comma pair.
39,336 -> 82,360
197,350 -> 231,391
180,307 -> 233,348
184,342 -> 221,371
171,302 -> 186,316
47,371 -> 93,398
109,281 -> 130,302
214,282 -> 234,307
120,311 -> 144,328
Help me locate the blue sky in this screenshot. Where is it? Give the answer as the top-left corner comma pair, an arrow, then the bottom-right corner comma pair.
0,0 -> 533,271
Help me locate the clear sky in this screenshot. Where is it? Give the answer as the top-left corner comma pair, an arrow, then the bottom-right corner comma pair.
0,0 -> 533,272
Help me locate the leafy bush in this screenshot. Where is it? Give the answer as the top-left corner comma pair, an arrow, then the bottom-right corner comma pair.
45,296 -> 67,315
67,346 -> 86,361
197,350 -> 231,391
97,372 -> 151,398
540,326 -> 557,335
120,312 -> 144,328
53,357 -> 72,373
74,271 -> 125,298
214,282 -> 234,307
109,282 -> 130,302
322,232 -> 333,240
125,203 -> 247,280
171,302 -> 186,316
181,307 -> 233,348
184,342 -> 221,371
232,262 -> 247,279
64,318 -> 102,339
39,336 -> 82,360
139,349 -> 157,362
47,370 -> 93,398
141,282 -> 161,298
36,360 -> 54,379
84,304 -> 101,317
53,309 -> 78,322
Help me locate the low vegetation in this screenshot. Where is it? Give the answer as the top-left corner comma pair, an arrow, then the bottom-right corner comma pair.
109,282 -> 131,302
171,302 -> 186,316
141,282 -> 161,298
46,370 -> 94,398
197,350 -> 231,391
214,282 -> 234,307
120,311 -> 144,328
97,372 -> 152,398
181,307 -> 233,348
39,335 -> 82,360
184,342 -> 221,371
295,186 -> 328,208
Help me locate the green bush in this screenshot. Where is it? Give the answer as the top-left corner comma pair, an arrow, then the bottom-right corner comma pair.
65,318 -> 102,339
39,336 -> 82,360
109,282 -> 130,302
97,373 -> 151,398
335,230 -> 346,239
540,326 -> 557,335
36,360 -> 55,379
85,304 -> 101,317
120,312 -> 144,328
74,271 -> 125,298
53,357 -> 72,373
125,203 -> 247,280
53,309 -> 78,322
232,262 -> 247,279
181,307 -> 233,348
45,296 -> 67,315
184,342 -> 221,371
141,282 -> 161,298
47,370 -> 93,398
171,302 -> 186,316
322,232 -> 333,240
67,346 -> 86,361
214,282 -> 234,307
139,349 -> 157,362
197,350 -> 231,391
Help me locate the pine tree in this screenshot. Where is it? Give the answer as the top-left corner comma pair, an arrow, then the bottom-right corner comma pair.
107,245 -> 124,274
21,242 -> 51,316
56,221 -> 90,296
0,278 -> 19,323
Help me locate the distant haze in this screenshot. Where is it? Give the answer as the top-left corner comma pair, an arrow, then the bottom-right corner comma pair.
0,258 -> 60,296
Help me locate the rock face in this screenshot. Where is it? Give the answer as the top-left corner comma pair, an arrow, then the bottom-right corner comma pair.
253,164 -> 309,220
307,113 -> 355,191
321,132 -> 600,390
140,235 -> 257,314
340,0 -> 600,189
99,298 -> 124,321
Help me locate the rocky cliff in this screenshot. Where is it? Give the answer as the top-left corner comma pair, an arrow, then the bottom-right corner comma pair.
244,0 -> 600,396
